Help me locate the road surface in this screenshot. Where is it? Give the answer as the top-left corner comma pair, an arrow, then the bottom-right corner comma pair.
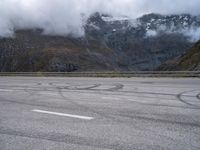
0,77 -> 200,150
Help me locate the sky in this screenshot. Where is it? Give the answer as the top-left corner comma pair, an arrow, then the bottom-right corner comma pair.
0,0 -> 200,37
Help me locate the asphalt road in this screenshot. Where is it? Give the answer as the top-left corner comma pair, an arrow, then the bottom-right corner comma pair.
0,77 -> 200,150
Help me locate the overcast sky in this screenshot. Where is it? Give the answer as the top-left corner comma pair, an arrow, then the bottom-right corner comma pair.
0,0 -> 200,37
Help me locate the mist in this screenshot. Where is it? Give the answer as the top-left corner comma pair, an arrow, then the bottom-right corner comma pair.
145,25 -> 200,42
0,0 -> 200,38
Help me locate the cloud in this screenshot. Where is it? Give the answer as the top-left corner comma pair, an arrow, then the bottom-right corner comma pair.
146,30 -> 158,37
145,25 -> 200,42
183,27 -> 200,42
0,0 -> 200,37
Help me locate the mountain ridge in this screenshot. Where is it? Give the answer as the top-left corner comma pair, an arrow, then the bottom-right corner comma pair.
0,13 -> 199,72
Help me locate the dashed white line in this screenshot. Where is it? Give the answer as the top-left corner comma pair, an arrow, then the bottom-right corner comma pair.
32,109 -> 94,120
0,89 -> 13,92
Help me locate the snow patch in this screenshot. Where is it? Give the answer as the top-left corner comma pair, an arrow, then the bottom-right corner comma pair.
101,16 -> 129,22
89,23 -> 100,30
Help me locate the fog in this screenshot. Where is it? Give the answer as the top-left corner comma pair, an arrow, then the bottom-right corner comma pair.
146,26 -> 200,42
0,0 -> 200,38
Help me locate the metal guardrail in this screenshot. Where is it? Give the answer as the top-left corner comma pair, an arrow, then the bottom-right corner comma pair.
0,71 -> 199,77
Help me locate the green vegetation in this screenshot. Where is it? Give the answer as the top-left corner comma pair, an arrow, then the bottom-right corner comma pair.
159,40 -> 200,71
178,41 -> 200,70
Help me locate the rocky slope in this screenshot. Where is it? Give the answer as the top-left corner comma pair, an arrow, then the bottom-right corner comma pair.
159,40 -> 200,71
0,13 -> 199,72
0,29 -> 116,72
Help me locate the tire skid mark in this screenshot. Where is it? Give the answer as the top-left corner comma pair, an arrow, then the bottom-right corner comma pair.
104,84 -> 124,91
23,82 -> 48,98
46,82 -> 119,121
177,90 -> 200,108
196,93 -> 200,100
88,84 -> 124,92
58,86 -> 151,131
0,96 -> 70,111
62,85 -> 198,99
1,83 -> 199,110
118,114 -> 200,128
0,95 -> 145,132
1,92 -> 199,111
56,85 -> 200,110
45,82 -> 198,102
58,88 -> 118,121
75,84 -> 101,90
60,83 -> 123,92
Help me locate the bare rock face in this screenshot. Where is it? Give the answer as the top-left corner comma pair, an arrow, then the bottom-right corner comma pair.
0,13 -> 199,72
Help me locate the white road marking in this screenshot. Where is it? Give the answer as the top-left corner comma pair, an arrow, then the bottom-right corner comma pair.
32,109 -> 94,120
0,89 -> 13,92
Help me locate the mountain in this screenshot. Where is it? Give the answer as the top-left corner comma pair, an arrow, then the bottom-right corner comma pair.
159,40 -> 200,71
0,13 -> 200,72
0,29 -> 116,72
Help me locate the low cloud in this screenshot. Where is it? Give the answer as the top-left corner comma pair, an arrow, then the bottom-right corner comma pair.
145,26 -> 200,42
0,0 -> 200,38
183,27 -> 200,42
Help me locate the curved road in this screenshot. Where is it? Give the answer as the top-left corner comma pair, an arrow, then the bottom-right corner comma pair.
0,77 -> 200,150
